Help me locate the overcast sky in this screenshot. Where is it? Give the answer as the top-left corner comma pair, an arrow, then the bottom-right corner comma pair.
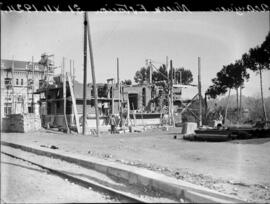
2,11 -> 270,98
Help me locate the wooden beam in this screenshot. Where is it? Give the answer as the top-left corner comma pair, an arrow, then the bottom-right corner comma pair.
63,58 -> 70,133
82,12 -> 88,135
198,57 -> 202,127
180,93 -> 199,115
68,75 -> 81,134
86,12 -> 100,136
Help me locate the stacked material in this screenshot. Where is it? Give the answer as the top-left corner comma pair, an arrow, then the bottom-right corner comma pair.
182,122 -> 198,135
6,114 -> 42,133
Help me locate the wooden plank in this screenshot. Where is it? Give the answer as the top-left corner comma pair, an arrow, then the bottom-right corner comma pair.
68,74 -> 81,134
63,58 -> 70,133
180,93 -> 198,114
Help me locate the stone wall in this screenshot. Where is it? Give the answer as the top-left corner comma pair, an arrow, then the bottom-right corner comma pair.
1,114 -> 42,133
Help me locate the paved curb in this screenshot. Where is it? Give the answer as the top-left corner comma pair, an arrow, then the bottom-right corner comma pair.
1,141 -> 244,203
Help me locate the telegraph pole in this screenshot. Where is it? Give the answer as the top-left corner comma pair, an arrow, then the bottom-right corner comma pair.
73,60 -> 75,86
86,12 -> 100,136
11,56 -> 15,114
198,57 -> 202,127
31,56 -> 34,113
117,58 -> 121,115
170,60 -> 175,127
82,12 -> 88,135
166,56 -> 169,80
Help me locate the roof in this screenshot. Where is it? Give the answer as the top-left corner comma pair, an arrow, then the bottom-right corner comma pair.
1,59 -> 44,71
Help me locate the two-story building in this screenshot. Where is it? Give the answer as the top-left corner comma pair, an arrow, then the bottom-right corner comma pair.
1,59 -> 45,118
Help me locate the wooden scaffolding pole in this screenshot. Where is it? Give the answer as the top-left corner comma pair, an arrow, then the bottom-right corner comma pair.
198,57 -> 202,127
11,56 -> 15,114
68,75 -> 81,134
63,58 -> 70,133
86,12 -> 100,136
170,60 -> 175,127
82,12 -> 88,135
31,56 -> 34,113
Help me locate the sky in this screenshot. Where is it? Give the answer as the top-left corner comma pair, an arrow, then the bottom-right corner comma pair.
2,11 -> 270,98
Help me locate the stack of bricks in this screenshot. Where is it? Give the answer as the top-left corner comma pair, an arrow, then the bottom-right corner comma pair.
7,114 -> 42,133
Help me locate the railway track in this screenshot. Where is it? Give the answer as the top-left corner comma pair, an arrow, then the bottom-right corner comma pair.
1,151 -> 147,203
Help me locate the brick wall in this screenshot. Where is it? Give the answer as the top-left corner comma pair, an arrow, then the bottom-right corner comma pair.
1,114 -> 42,133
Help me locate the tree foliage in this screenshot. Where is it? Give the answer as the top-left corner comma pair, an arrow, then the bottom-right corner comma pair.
134,67 -> 150,84
206,60 -> 249,99
134,64 -> 193,85
121,79 -> 132,85
242,32 -> 270,72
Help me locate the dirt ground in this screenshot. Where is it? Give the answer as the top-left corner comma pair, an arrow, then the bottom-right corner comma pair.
1,154 -> 116,203
1,127 -> 270,203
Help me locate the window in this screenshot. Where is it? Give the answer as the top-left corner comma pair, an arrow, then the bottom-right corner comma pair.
142,88 -> 146,107
4,106 -> 11,116
21,79 -> 23,85
16,79 -> 19,85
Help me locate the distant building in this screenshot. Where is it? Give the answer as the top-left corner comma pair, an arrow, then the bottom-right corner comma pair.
0,59 -> 45,117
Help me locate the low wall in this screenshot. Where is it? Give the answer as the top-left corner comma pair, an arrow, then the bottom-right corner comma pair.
42,114 -> 161,129
1,114 -> 42,133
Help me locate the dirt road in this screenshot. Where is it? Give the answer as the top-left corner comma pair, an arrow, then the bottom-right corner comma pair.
1,127 -> 270,202
1,153 -> 116,203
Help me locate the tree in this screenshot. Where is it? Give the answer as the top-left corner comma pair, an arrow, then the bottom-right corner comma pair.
134,67 -> 150,84
242,32 -> 270,122
206,60 -> 249,123
171,67 -> 193,85
134,64 -> 193,85
122,79 -> 132,85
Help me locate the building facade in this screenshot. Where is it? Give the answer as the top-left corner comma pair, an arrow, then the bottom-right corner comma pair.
1,59 -> 45,118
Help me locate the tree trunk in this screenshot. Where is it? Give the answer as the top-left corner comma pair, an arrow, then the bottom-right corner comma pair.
225,89 -> 231,125
236,88 -> 239,123
239,86 -> 242,122
259,68 -> 268,122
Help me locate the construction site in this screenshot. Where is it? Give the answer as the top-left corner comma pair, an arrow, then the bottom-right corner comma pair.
1,12 -> 270,203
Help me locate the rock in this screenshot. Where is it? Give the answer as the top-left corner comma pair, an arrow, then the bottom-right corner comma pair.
50,145 -> 58,149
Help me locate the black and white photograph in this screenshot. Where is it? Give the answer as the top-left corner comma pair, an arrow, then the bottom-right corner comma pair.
1,6 -> 270,203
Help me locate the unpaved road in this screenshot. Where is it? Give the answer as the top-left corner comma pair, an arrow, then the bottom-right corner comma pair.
1,127 -> 270,202
1,145 -> 177,203
1,153 -> 117,203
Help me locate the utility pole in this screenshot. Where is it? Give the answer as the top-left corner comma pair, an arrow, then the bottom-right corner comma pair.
166,57 -> 170,126
149,60 -> 152,84
180,70 -> 182,84
73,60 -> 75,86
82,12 -> 88,135
166,56 -> 169,80
198,57 -> 202,127
86,12 -> 100,136
69,59 -> 72,77
117,57 -> 121,116
31,56 -> 34,113
11,56 -> 15,114
170,60 -> 175,127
